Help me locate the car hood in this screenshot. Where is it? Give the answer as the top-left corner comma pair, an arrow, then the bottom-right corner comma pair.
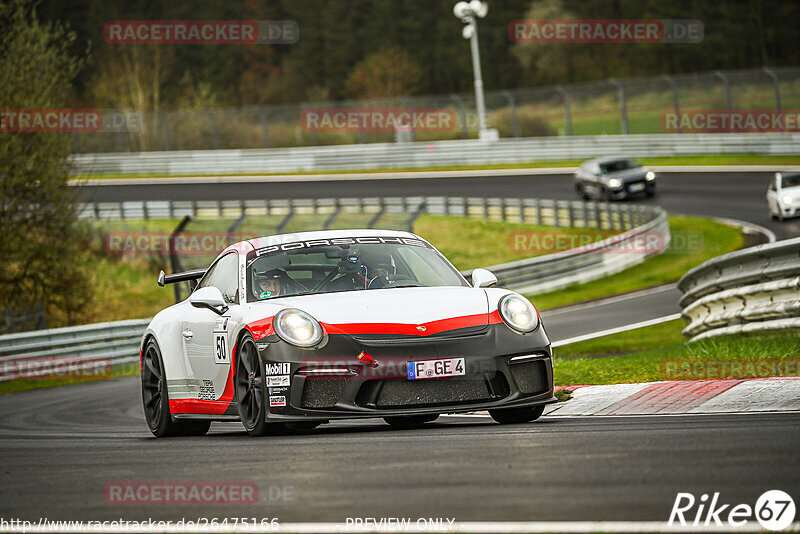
779,185 -> 800,196
245,286 -> 492,337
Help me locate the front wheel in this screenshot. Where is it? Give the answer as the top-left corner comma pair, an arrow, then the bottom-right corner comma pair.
575,182 -> 589,200
141,339 -> 211,437
235,335 -> 286,436
489,405 -> 545,424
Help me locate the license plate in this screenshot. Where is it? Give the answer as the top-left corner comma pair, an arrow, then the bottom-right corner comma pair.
629,183 -> 645,192
407,358 -> 465,380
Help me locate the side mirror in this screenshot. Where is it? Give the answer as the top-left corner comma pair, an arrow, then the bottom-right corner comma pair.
189,286 -> 228,315
471,268 -> 497,288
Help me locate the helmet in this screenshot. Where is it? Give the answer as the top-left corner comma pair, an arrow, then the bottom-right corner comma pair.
254,269 -> 286,299
364,253 -> 394,279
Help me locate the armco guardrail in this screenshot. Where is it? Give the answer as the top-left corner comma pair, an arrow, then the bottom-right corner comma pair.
0,319 -> 149,382
70,133 -> 800,175
678,237 -> 800,340
4,198 -> 667,380
80,195 -> 654,229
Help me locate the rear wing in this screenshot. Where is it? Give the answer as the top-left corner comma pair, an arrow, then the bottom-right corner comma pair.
157,269 -> 207,287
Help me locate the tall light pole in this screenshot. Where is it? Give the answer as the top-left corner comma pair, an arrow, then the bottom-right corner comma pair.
454,1 -> 497,141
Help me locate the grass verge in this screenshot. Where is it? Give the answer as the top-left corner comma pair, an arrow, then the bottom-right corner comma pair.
75,154 -> 800,180
0,363 -> 140,395
414,215 -> 615,269
554,320 -> 800,386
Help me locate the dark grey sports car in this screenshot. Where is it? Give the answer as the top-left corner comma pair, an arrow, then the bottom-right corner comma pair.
574,156 -> 656,201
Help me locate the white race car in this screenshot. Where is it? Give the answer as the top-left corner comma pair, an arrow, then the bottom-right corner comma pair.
767,171 -> 800,221
141,229 -> 554,437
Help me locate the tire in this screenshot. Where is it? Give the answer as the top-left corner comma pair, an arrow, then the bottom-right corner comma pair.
235,334 -> 286,436
141,339 -> 211,437
575,183 -> 590,200
384,414 -> 439,429
489,405 -> 545,425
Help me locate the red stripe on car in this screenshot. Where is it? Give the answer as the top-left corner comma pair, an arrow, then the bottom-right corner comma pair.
322,311 -> 501,336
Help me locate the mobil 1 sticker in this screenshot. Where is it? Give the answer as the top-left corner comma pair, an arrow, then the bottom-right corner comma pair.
266,362 -> 290,375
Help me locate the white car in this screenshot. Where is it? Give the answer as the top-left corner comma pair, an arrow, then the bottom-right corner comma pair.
767,171 -> 800,221
141,229 -> 555,437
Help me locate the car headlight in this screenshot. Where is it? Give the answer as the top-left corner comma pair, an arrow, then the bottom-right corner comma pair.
645,171 -> 656,181
608,178 -> 622,188
273,309 -> 323,347
782,194 -> 793,205
498,294 -> 539,333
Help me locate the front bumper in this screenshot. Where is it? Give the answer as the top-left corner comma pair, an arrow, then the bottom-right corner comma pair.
609,179 -> 655,200
779,203 -> 799,218
256,324 -> 555,422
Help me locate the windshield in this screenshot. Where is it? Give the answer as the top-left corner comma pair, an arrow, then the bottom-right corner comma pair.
245,237 -> 467,302
601,159 -> 641,173
780,173 -> 800,188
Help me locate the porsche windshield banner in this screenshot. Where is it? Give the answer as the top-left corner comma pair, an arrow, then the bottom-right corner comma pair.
253,236 -> 433,257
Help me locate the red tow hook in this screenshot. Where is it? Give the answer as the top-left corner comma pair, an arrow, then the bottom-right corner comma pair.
356,351 -> 379,368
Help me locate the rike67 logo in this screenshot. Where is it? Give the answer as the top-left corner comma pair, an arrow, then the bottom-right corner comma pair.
669,490 -> 796,530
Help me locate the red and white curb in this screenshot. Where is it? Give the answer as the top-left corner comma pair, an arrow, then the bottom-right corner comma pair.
544,377 -> 800,416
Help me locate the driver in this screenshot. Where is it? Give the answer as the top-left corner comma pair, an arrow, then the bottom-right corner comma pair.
364,253 -> 395,288
254,269 -> 286,299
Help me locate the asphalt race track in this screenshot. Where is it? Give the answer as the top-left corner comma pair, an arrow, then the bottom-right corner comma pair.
0,378 -> 798,522
76,169 -> 800,240
0,168 -> 794,525
541,284 -> 681,344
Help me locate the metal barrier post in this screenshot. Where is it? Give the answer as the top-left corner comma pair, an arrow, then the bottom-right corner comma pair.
662,74 -> 681,133
500,90 -> 520,138
259,109 -> 270,148
714,71 -> 733,111
608,78 -> 629,135
450,94 -> 469,139
169,215 -> 193,302
555,85 -> 573,136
